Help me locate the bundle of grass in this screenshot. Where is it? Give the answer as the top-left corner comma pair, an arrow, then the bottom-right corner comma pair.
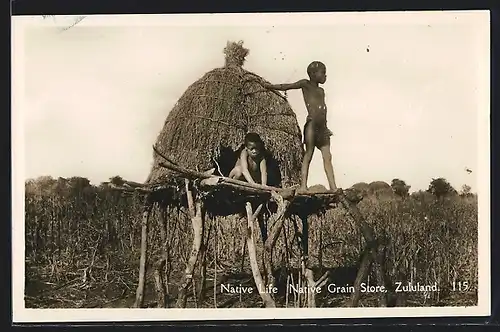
146,40 -> 304,192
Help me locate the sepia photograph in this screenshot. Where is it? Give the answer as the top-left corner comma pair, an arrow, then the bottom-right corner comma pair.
12,11 -> 490,322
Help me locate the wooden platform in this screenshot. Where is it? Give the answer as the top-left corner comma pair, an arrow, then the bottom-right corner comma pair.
120,157 -> 391,309
106,161 -> 363,217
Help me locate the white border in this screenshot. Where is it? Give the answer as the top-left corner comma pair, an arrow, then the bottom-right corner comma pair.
12,10 -> 491,323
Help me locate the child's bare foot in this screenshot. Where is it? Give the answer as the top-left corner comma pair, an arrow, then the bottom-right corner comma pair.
329,187 -> 342,194
202,168 -> 216,176
296,186 -> 308,194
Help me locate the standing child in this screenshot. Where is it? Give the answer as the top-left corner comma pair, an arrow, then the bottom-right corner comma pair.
229,132 -> 268,186
261,61 -> 337,192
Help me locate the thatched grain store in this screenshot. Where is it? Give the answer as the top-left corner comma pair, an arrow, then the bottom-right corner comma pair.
128,42 -> 392,309
146,41 -> 304,195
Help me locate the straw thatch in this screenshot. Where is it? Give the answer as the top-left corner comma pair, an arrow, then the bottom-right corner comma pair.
146,41 -> 304,189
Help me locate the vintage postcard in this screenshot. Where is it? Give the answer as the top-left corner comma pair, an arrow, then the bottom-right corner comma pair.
12,10 -> 491,322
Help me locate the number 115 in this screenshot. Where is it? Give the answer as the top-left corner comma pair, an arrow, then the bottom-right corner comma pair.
452,281 -> 469,291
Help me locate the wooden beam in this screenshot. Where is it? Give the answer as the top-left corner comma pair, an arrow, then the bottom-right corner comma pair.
161,160 -> 284,193
201,177 -> 272,196
158,160 -> 354,212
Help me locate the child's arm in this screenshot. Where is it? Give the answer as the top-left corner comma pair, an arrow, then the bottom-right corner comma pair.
260,158 -> 268,186
261,79 -> 308,91
239,149 -> 256,184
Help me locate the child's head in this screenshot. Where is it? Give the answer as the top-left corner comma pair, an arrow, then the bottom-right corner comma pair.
244,132 -> 265,158
307,61 -> 327,84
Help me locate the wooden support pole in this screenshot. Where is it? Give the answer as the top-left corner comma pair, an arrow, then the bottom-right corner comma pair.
339,195 -> 390,307
214,217 -> 219,308
153,258 -> 167,308
176,179 -> 205,308
154,207 -> 169,308
318,218 -> 324,271
349,246 -> 373,307
262,192 -> 291,290
315,271 -> 330,289
240,231 -> 247,273
289,216 -> 304,307
198,220 -> 212,302
133,198 -> 153,308
245,202 -> 276,308
257,213 -> 269,285
299,215 -> 317,308
162,209 -> 171,304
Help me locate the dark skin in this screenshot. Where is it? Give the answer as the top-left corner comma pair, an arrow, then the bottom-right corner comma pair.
229,141 -> 268,186
260,65 -> 337,191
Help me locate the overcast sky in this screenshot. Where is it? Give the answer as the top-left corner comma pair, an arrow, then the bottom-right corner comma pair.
13,11 -> 489,192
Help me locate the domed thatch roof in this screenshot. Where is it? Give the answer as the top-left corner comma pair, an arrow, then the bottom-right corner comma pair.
146,41 -> 304,188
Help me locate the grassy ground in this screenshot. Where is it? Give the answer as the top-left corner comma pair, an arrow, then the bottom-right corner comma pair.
25,257 -> 477,309
23,181 -> 479,309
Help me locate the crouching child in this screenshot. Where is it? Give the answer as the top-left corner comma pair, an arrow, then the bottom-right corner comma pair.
229,132 -> 268,186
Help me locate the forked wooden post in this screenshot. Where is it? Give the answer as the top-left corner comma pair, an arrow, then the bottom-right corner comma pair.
262,192 -> 291,290
133,197 -> 154,308
176,179 -> 205,308
339,194 -> 389,307
245,202 -> 276,308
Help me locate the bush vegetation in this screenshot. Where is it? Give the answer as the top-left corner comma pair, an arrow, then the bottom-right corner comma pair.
24,176 -> 477,308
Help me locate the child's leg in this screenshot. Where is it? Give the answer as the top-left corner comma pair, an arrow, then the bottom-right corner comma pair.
300,121 -> 316,191
318,143 -> 337,190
